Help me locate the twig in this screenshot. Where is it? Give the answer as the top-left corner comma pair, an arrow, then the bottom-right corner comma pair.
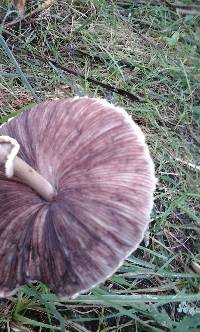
175,4 -> 200,16
4,0 -> 55,28
48,59 -> 144,102
61,47 -> 137,69
3,42 -> 144,102
161,0 -> 200,14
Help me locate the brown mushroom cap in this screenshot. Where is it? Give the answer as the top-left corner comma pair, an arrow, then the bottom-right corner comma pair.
0,97 -> 156,298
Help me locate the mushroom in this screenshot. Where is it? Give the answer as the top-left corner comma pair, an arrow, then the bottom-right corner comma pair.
0,97 -> 156,299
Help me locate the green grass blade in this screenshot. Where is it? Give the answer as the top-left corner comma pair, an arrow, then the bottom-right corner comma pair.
0,34 -> 39,101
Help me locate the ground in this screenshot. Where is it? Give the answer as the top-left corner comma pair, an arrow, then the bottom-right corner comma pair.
0,0 -> 200,331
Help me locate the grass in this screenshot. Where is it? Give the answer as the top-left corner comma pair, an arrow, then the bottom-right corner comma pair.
0,0 -> 200,331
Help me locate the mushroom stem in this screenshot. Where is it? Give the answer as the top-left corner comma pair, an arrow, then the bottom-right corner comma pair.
0,136 -> 56,202
14,157 -> 57,201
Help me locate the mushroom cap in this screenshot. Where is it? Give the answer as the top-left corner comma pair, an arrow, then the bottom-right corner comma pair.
0,97 -> 156,298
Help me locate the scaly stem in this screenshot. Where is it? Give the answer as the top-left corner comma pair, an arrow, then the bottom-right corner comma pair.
0,136 -> 56,202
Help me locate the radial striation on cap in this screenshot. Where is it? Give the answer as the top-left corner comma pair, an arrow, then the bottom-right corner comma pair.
0,97 -> 156,298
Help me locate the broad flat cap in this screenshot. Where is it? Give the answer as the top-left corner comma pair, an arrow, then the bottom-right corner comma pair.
0,97 -> 156,298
